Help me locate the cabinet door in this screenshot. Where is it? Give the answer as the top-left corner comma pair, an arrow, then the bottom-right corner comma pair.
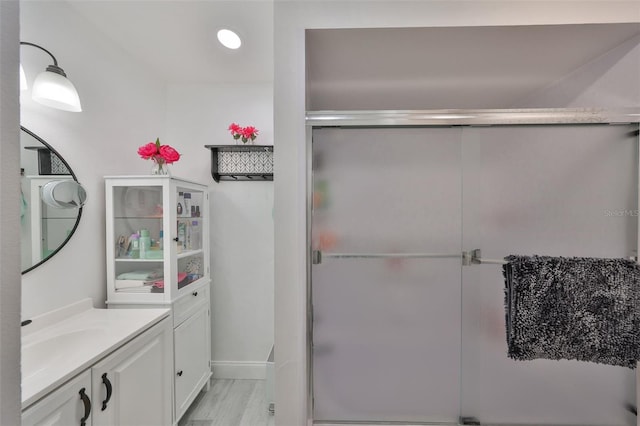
174,304 -> 211,421
22,370 -> 92,426
91,318 -> 173,426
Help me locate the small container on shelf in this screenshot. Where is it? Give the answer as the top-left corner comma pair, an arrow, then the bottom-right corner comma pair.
139,229 -> 151,259
128,233 -> 140,259
183,193 -> 192,217
177,192 -> 185,216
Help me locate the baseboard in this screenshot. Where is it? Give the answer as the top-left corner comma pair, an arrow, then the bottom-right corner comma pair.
211,361 -> 267,379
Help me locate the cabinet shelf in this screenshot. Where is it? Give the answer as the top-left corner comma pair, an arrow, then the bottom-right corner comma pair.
115,216 -> 163,220
204,145 -> 273,183
115,258 -> 163,262
177,249 -> 203,259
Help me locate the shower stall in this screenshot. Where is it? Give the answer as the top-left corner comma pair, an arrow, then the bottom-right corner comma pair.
307,109 -> 640,425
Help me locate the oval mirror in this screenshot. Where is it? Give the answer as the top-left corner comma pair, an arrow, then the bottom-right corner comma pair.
20,126 -> 85,274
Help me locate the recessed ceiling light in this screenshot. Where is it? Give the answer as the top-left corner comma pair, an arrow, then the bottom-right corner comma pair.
217,29 -> 241,49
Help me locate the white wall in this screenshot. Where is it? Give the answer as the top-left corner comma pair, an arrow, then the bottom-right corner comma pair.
274,2 -> 640,424
20,1 -> 275,382
513,33 -> 640,108
0,1 -> 22,424
166,83 -> 274,379
20,1 -> 167,318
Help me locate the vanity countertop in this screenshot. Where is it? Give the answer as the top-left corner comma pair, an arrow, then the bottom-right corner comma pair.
22,298 -> 170,410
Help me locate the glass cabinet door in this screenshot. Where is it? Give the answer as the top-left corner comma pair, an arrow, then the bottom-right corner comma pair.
112,185 -> 165,295
107,177 -> 208,300
174,185 -> 205,293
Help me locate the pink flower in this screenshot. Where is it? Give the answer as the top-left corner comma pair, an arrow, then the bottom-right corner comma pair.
138,138 -> 181,165
138,142 -> 159,159
229,123 -> 259,143
242,126 -> 258,139
239,126 -> 259,143
159,145 -> 180,164
228,123 -> 242,139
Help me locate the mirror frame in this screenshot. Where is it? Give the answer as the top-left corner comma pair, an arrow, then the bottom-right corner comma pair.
21,125 -> 83,274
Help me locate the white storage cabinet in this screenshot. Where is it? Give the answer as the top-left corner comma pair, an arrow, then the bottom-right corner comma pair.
104,175 -> 212,423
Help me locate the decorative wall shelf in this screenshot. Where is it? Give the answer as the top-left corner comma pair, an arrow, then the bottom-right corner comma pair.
204,145 -> 274,183
24,146 -> 71,175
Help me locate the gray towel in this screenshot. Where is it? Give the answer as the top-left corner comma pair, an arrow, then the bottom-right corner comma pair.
503,255 -> 640,368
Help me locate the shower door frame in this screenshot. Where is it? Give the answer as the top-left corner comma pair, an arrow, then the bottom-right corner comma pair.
305,107 -> 640,426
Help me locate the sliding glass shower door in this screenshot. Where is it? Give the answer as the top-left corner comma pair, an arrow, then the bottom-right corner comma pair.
311,127 -> 464,423
459,124 -> 637,425
311,124 -> 638,425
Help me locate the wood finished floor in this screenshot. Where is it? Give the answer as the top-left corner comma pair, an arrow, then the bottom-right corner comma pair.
179,379 -> 275,426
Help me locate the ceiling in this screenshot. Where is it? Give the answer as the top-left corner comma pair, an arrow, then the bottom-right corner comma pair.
67,0 -> 274,84
30,3 -> 640,106
306,23 -> 640,110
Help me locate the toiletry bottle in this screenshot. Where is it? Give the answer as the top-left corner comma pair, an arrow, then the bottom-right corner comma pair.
187,220 -> 194,250
195,206 -> 200,217
183,193 -> 192,217
191,220 -> 201,250
139,229 -> 151,259
129,233 -> 140,259
159,230 -> 164,250
177,192 -> 184,216
177,222 -> 186,252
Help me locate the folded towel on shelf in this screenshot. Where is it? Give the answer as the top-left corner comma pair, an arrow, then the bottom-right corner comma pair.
115,279 -> 153,290
503,255 -> 640,368
116,285 -> 154,293
116,269 -> 163,281
152,272 -> 188,290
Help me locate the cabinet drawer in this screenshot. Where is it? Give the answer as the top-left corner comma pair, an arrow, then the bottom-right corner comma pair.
173,284 -> 209,326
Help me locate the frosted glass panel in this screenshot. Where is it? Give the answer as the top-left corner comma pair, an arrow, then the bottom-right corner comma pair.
311,124 -> 638,425
460,124 -> 638,425
311,128 -> 463,422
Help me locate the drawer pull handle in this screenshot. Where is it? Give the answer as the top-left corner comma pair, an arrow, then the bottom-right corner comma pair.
79,387 -> 91,426
177,370 -> 183,377
192,291 -> 198,296
101,373 -> 113,411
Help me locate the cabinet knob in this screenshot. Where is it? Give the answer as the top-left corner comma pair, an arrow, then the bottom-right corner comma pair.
192,291 -> 198,297
177,370 -> 183,377
173,237 -> 179,242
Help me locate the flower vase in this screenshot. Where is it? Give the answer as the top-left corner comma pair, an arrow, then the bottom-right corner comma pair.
151,160 -> 170,175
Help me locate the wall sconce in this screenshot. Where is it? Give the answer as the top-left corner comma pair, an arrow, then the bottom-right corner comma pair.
20,42 -> 82,112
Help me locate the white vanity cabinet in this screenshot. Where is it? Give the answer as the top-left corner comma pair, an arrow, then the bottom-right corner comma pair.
104,176 -> 212,424
91,316 -> 173,426
22,370 -> 93,426
22,316 -> 172,426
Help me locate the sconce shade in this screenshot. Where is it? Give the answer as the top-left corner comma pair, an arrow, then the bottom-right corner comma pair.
32,67 -> 82,112
20,64 -> 27,91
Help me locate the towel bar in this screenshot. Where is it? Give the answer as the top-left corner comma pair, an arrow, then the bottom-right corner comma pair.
311,249 -> 509,265
312,250 -> 461,265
